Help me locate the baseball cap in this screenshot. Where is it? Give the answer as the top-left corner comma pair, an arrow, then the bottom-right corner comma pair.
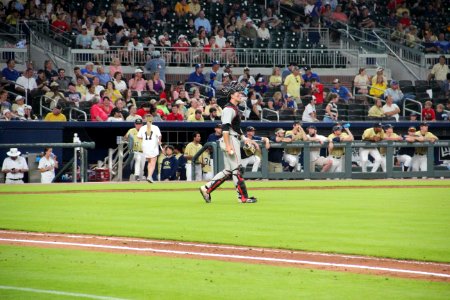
212,60 -> 220,66
210,72 -> 217,79
174,100 -> 184,105
215,123 -> 222,128
408,126 -> 416,132
244,66 -> 250,71
284,93 -> 292,99
135,118 -> 143,124
373,122 -> 383,128
304,66 -> 311,71
275,128 -> 285,134
332,78 -> 340,84
195,63 -> 202,69
246,126 -> 255,132
158,35 -> 165,41
178,34 -> 186,40
3,108 -> 10,113
134,68 -> 143,73
376,67 -> 384,72
55,105 -> 62,110
86,61 -> 94,66
384,124 -> 393,129
50,82 -> 59,87
15,95 -> 24,101
149,99 -> 157,105
177,81 -> 184,86
152,50 -> 161,57
391,80 -> 398,85
420,121 -> 429,127
245,19 -> 253,24
223,72 -> 230,78
81,25 -> 87,29
333,125 -> 343,131
307,125 -> 317,130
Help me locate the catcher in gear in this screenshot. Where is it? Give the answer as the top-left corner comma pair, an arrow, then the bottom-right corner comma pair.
199,82 -> 257,204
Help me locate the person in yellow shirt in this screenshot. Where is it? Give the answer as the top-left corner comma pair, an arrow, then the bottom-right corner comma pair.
411,122 -> 438,172
360,123 -> 385,172
367,98 -> 385,119
184,132 -> 203,180
188,0 -> 201,16
283,66 -> 302,104
428,55 -> 449,81
201,147 -> 213,181
283,121 -> 306,172
379,124 -> 403,172
328,124 -> 354,172
187,109 -> 205,122
44,105 -> 67,121
174,0 -> 190,17
370,76 -> 387,98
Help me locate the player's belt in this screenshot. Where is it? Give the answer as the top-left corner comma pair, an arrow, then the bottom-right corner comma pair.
134,150 -> 143,153
7,178 -> 22,180
332,156 -> 342,159
230,134 -> 240,138
414,153 -> 425,155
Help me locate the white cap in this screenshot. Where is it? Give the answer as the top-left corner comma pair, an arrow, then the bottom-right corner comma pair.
7,148 -> 21,157
178,34 -> 186,40
175,100 -> 185,105
376,67 -> 384,72
134,68 -> 143,74
15,95 -> 24,101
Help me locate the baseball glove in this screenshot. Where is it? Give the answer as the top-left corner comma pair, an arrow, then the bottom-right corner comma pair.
243,143 -> 256,156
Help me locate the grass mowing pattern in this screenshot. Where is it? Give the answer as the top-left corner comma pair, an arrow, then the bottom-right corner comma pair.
0,245 -> 449,300
0,182 -> 449,262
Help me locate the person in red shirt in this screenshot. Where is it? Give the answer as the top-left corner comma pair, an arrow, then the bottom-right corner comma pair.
52,13 -> 70,33
422,100 -> 436,121
310,78 -> 324,106
173,35 -> 190,64
398,11 -> 411,28
90,99 -> 109,121
136,102 -> 151,118
166,105 -> 184,121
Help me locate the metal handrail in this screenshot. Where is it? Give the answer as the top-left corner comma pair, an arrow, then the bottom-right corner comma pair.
403,97 -> 423,121
3,79 -> 29,105
39,95 -> 53,116
262,108 -> 279,122
69,107 -> 87,122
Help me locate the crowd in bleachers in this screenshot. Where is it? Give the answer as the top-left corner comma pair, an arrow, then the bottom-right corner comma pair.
0,0 -> 449,123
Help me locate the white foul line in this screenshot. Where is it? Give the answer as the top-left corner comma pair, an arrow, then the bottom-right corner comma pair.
1,238 -> 449,279
0,285 -> 128,300
1,230 -> 448,267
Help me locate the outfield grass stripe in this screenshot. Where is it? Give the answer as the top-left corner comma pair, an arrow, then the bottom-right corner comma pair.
4,230 -> 448,267
2,238 -> 450,280
0,285 -> 128,300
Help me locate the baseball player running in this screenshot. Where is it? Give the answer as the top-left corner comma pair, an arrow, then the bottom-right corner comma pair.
199,82 -> 257,204
327,125 -> 354,172
305,125 -> 332,172
283,121 -> 306,172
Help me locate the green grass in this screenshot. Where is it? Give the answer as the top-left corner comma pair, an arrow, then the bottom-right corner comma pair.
0,181 -> 449,262
0,245 -> 449,300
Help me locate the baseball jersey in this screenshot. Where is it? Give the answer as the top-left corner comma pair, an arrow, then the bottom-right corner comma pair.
306,134 -> 327,161
285,130 -> 305,155
201,151 -> 212,173
126,128 -> 143,152
362,128 -> 385,141
379,132 -> 400,155
137,124 -> 162,158
328,133 -> 349,157
414,131 -> 438,155
222,103 -> 242,137
184,142 -> 202,164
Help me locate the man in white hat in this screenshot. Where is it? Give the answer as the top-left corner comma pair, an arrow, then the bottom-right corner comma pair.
12,95 -> 26,118
173,34 -> 190,64
2,148 -> 29,184
128,68 -> 147,93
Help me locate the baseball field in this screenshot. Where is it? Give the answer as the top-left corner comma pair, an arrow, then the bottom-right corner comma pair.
0,179 -> 449,299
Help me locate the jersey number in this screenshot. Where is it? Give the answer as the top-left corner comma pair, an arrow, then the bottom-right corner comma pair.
145,132 -> 153,140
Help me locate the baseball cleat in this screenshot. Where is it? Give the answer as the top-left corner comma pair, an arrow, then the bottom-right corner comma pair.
199,185 -> 211,203
240,196 -> 257,203
146,176 -> 154,183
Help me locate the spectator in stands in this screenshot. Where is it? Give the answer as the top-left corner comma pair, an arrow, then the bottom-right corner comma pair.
391,23 -> 405,43
44,105 -> 67,122
267,91 -> 286,111
85,84 -> 100,102
126,105 -> 141,122
166,105 -> 185,121
382,95 -> 401,121
398,11 -> 411,28
15,68 -> 38,98
0,108 -> 16,121
187,109 -> 205,122
240,19 -> 258,40
405,26 -> 421,48
90,98 -> 107,122
109,57 -> 123,77
91,35 -> 110,63
52,13 -> 70,33
35,70 -> 51,95
283,94 -> 298,115
173,34 -> 191,64
257,21 -> 270,40
268,67 -> 283,91
236,11 -> 249,31
175,0 -> 190,17
282,62 -> 296,82
22,105 -> 38,121
102,15 -> 118,37
215,28 -> 227,49
204,97 -> 222,117
310,78 -> 325,106
55,68 -> 70,91
127,36 -> 144,63
2,59 -> 20,83
367,98 -> 385,119
238,67 -> 256,86
0,90 -> 12,114
196,28 -> 209,46
330,79 -> 352,103
248,91 -> 263,120
96,66 -> 111,86
422,31 -> 439,53
11,95 -> 26,118
323,93 -> 339,122
357,7 -> 376,29
203,36 -> 220,62
112,72 -> 127,92
65,83 -> 83,107
302,96 -> 319,122
370,73 -> 388,98
75,76 -> 88,98
289,15 -> 302,34
44,60 -> 58,82
76,25 -> 92,48
129,68 -> 147,93
435,104 -> 448,121
353,68 -> 370,95
187,64 -> 206,89
302,66 -> 320,83
386,11 -> 398,29
145,51 -> 166,82
107,107 -> 125,122
104,81 -> 122,103
384,80 -> 405,106
45,82 -> 68,109
422,100 -> 436,121
81,62 -> 97,84
284,66 -> 302,105
188,0 -> 201,16
262,7 -> 282,28
92,77 -> 105,95
221,40 -> 237,65
204,107 -> 221,121
194,11 -> 211,33
147,71 -> 165,96
436,33 -> 450,54
428,55 -> 449,81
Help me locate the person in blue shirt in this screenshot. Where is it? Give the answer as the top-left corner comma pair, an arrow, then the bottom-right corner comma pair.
302,66 -> 320,83
160,145 -> 179,181
174,144 -> 187,181
81,62 -> 98,84
330,79 -> 352,103
194,10 -> 211,33
207,123 -> 222,143
2,59 -> 20,82
187,64 -> 206,90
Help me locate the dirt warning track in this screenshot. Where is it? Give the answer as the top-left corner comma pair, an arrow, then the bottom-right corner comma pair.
0,230 -> 449,282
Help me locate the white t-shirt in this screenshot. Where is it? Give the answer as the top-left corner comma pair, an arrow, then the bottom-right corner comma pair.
16,76 -> 37,90
215,35 -> 227,48
137,124 -> 162,158
2,156 -> 28,180
38,156 -> 57,183
382,103 -> 400,121
302,104 -> 316,122
306,134 -> 327,161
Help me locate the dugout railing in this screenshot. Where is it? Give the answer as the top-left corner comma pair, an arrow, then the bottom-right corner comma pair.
195,141 -> 450,180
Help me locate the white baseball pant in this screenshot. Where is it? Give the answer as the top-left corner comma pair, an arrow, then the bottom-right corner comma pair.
133,151 -> 146,180
360,147 -> 382,172
241,155 -> 261,172
329,156 -> 343,172
5,178 -> 24,184
411,154 -> 427,171
397,154 -> 412,170
283,153 -> 300,169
